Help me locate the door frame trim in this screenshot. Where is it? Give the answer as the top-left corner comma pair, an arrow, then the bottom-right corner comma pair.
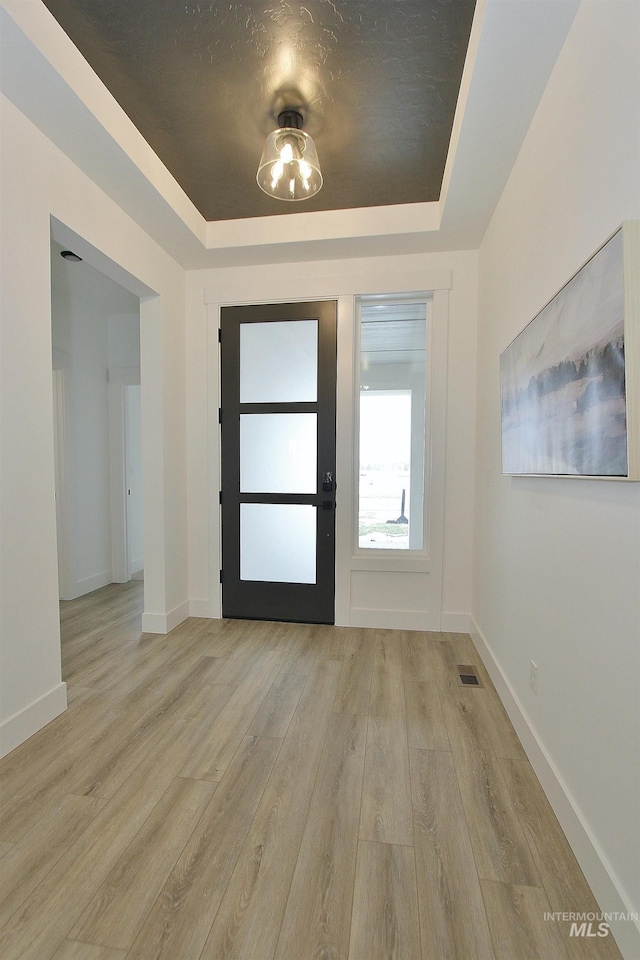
204,267 -> 452,628
219,300 -> 337,624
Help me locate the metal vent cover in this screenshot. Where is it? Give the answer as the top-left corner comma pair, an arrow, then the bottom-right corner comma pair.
456,664 -> 483,688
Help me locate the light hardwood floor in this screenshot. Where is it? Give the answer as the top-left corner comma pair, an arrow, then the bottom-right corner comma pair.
0,582 -> 622,960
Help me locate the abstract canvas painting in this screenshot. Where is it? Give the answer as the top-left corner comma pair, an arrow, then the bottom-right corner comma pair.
501,226 -> 638,478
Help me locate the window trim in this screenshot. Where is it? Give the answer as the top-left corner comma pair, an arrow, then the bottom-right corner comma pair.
353,293 -> 433,563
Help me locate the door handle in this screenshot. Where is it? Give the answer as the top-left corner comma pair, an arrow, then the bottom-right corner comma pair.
322,471 -> 334,492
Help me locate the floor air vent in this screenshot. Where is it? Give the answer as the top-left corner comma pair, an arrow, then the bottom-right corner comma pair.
456,664 -> 483,688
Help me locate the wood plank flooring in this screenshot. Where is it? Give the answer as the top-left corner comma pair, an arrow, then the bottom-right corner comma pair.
0,582 -> 623,960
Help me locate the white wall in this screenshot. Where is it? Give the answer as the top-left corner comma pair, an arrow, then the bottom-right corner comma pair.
0,94 -> 188,756
51,275 -> 141,599
54,282 -> 111,597
186,250 -> 478,631
108,312 -> 141,373
472,3 -> 640,957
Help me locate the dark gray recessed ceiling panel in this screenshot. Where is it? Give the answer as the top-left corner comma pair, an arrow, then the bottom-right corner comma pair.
41,0 -> 476,222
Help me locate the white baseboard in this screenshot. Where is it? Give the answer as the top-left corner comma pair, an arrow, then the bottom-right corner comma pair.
469,616 -> 640,960
0,682 -> 67,758
141,600 -> 190,635
440,611 -> 471,633
63,570 -> 113,601
182,605 -> 470,634
350,608 -> 440,631
141,611 -> 165,633
189,597 -> 218,618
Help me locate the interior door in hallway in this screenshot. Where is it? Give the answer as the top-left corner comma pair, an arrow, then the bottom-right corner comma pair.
220,300 -> 337,623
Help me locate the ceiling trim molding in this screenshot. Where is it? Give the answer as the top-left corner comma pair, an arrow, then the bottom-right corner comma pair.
0,0 -> 204,237
205,268 -> 452,306
439,0 -> 488,217
205,202 -> 442,252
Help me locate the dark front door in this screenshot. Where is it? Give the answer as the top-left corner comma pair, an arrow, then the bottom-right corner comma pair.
220,300 -> 337,623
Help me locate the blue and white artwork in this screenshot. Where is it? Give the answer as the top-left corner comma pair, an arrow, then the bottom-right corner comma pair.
501,229 -> 627,476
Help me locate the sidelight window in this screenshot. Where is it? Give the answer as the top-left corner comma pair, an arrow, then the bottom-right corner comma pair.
357,297 -> 428,551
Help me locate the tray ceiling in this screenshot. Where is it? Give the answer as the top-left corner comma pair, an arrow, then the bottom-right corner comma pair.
41,0 -> 476,222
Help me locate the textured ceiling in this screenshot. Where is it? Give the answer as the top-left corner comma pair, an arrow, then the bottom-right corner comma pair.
41,0 -> 476,222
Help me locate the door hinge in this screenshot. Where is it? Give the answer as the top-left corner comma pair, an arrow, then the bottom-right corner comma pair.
218,328 -> 222,343
219,569 -> 224,583
218,408 -> 222,424
219,490 -> 222,505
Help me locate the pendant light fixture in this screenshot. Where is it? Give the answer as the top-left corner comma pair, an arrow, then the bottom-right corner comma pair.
257,109 -> 323,201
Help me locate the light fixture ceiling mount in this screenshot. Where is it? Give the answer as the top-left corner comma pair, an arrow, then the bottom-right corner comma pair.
257,109 -> 323,202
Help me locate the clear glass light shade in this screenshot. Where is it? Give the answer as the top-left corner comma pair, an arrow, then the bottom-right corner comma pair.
257,127 -> 323,201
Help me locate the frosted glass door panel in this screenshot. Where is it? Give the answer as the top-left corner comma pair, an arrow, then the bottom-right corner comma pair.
240,413 -> 317,493
241,503 -> 317,583
240,320 -> 318,403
